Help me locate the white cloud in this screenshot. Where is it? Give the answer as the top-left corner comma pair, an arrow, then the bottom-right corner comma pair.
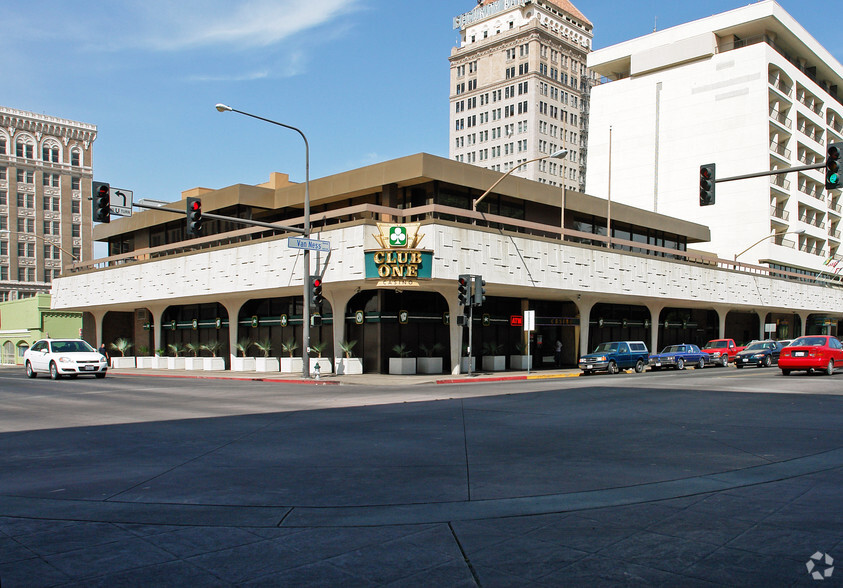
133,0 -> 363,51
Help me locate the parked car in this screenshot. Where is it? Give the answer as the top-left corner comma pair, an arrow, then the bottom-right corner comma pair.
701,338 -> 744,366
579,341 -> 649,375
778,335 -> 843,376
735,340 -> 781,368
24,339 -> 108,380
648,344 -> 709,370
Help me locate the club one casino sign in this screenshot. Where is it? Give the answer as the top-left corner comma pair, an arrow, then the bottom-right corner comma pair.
364,223 -> 433,286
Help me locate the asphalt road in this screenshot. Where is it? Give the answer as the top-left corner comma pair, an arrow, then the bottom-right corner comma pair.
1,366 -> 842,586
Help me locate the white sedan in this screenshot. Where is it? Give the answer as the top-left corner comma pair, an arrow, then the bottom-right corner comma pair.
24,339 -> 108,379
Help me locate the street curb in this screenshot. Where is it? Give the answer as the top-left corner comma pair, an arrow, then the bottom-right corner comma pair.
110,371 -> 340,385
435,372 -> 582,385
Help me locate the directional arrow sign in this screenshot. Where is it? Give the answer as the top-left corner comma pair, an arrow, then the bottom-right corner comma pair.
110,188 -> 133,217
287,237 -> 331,252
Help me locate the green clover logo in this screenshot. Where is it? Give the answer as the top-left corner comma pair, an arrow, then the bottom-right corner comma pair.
389,226 -> 408,247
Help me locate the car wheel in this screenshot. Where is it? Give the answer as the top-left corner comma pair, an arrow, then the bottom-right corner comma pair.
25,361 -> 37,378
721,356 -> 729,367
95,373 -> 106,379
781,369 -> 790,376
634,359 -> 644,373
677,358 -> 685,370
826,360 -> 834,376
608,361 -> 618,375
763,355 -> 771,368
50,362 -> 61,380
698,357 -> 705,370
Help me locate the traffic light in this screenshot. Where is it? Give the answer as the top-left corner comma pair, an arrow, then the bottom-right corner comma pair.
826,143 -> 843,190
458,274 -> 471,306
699,164 -> 715,206
92,181 -> 110,223
473,276 -> 486,307
310,276 -> 323,308
186,197 -> 203,236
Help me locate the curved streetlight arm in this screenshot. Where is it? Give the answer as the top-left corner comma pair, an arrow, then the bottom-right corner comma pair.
734,229 -> 805,261
473,149 -> 567,210
0,229 -> 78,261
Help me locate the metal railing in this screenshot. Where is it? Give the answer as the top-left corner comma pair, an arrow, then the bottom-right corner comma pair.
769,108 -> 792,128
771,206 -> 790,221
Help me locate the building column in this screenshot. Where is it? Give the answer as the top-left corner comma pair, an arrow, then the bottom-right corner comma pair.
89,309 -> 107,347
713,305 -> 729,339
646,302 -> 665,354
327,285 -> 356,365
758,310 -> 769,340
147,304 -> 168,356
220,298 -> 247,367
574,297 -> 595,359
797,311 -> 811,336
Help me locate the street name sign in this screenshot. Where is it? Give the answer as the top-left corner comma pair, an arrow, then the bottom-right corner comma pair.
287,237 -> 331,252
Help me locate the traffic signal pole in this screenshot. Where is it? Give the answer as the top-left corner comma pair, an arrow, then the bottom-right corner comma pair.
713,162 -> 825,184
131,202 -> 307,234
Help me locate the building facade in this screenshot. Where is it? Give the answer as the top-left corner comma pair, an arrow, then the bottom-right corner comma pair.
0,294 -> 83,365
49,153 -> 843,375
0,106 -> 97,301
449,0 -> 597,192
585,1 -> 843,276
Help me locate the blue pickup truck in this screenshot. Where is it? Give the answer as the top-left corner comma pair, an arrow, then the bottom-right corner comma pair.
579,341 -> 649,375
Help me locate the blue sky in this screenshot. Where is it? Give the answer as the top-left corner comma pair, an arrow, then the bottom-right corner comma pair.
3,0 -> 841,203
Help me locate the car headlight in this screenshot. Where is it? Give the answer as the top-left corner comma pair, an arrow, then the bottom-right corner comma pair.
58,356 -> 74,363
752,354 -> 765,359
710,352 -> 721,358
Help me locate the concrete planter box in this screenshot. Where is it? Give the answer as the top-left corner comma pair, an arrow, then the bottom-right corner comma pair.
166,357 -> 185,370
310,357 -> 333,376
255,357 -> 279,372
389,357 -> 417,375
203,357 -> 226,371
232,357 -> 256,371
136,357 -> 155,369
335,358 -> 363,375
279,357 -> 304,373
417,357 -> 443,374
482,356 -> 506,372
509,355 -> 532,370
460,357 -> 476,373
110,356 -> 135,368
152,357 -> 169,369
184,357 -> 203,370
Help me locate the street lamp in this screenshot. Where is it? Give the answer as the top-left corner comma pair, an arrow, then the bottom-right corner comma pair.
215,103 -> 312,378
473,148 -> 568,210
734,229 -> 806,261
0,229 -> 79,262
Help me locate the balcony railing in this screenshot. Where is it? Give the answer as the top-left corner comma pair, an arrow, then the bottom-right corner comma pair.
770,142 -> 791,159
769,108 -> 792,128
770,175 -> 791,190
768,73 -> 793,98
770,206 -> 789,221
799,214 -> 826,229
830,229 -> 842,240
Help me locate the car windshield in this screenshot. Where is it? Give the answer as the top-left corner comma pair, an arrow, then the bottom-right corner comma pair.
703,341 -> 727,349
593,343 -> 618,353
790,337 -> 826,347
661,346 -> 683,353
50,340 -> 96,353
744,342 -> 769,351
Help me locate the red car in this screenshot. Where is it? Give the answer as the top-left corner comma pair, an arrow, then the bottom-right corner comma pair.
779,335 -> 843,376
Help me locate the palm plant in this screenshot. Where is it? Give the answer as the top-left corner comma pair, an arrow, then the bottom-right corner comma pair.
252,338 -> 273,358
482,341 -> 504,355
235,338 -> 253,357
339,340 -> 358,359
109,338 -> 133,357
201,340 -> 224,357
137,345 -> 151,356
419,342 -> 444,357
309,341 -> 328,357
392,343 -> 412,358
185,342 -> 200,357
514,341 -> 528,354
281,337 -> 299,358
167,342 -> 185,357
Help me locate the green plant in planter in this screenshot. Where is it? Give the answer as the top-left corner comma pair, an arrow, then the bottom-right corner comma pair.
155,348 -> 166,357
392,343 -> 413,358
109,338 -> 133,357
137,345 -> 150,356
339,340 -> 358,358
167,342 -> 185,357
252,338 -> 273,357
185,342 -> 200,357
201,340 -> 224,357
419,342 -> 444,357
514,341 -> 528,354
309,341 -> 328,357
482,341 -> 504,356
281,337 -> 299,358
235,338 -> 254,357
